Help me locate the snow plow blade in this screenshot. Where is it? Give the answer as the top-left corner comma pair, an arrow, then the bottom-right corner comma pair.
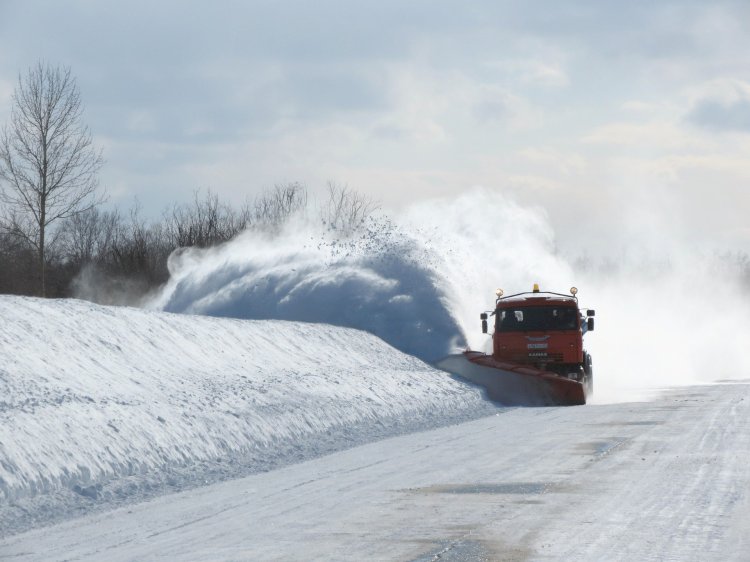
437,351 -> 587,406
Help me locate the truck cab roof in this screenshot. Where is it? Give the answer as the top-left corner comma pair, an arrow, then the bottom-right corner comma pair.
497,294 -> 578,308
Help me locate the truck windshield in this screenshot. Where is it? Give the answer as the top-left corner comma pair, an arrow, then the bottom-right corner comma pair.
496,306 -> 578,332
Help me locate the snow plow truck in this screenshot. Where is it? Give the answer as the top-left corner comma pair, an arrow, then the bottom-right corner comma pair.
439,284 -> 595,406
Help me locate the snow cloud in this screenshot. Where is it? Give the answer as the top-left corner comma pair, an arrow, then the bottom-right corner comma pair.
152,214 -> 465,362
149,187 -> 750,405
150,189 -> 572,361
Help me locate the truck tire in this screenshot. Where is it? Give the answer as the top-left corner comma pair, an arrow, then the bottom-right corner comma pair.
584,352 -> 594,395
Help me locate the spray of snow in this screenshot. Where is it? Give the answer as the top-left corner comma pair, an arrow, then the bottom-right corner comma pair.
581,250 -> 750,403
152,186 -> 750,403
151,215 -> 465,362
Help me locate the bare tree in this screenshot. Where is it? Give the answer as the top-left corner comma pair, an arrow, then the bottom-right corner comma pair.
0,230 -> 37,295
0,61 -> 104,296
253,182 -> 308,230
108,202 -> 170,284
322,181 -> 379,235
164,189 -> 247,249
58,207 -> 121,267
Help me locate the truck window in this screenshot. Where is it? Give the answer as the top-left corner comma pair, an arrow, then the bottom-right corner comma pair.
496,306 -> 578,332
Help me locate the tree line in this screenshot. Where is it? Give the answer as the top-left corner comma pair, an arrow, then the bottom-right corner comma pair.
1,180 -> 377,301
0,61 -> 377,301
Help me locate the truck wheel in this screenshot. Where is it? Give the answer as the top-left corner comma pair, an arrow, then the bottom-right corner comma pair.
584,353 -> 594,395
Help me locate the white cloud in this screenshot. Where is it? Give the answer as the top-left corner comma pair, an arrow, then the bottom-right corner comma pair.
484,58 -> 570,88
125,110 -> 156,134
506,174 -> 561,191
685,79 -> 750,104
644,154 -> 750,182
524,62 -> 569,87
516,147 -> 587,176
621,100 -> 658,113
685,79 -> 750,133
472,85 -> 543,130
581,121 -> 713,151
370,60 -> 546,147
364,64 -> 450,143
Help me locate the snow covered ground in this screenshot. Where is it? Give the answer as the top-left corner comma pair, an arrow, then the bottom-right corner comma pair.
3,381 -> 748,561
0,296 -> 494,536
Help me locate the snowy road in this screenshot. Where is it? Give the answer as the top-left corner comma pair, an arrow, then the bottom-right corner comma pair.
3,382 -> 749,561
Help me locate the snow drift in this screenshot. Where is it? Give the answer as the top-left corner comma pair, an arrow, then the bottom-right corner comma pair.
0,296 -> 491,521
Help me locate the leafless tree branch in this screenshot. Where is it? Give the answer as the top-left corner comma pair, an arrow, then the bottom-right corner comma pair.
322,181 -> 379,236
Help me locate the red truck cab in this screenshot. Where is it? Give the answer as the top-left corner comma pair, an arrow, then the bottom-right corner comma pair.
481,284 -> 595,390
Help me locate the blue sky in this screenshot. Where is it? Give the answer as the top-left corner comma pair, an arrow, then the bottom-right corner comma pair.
1,0 -> 749,251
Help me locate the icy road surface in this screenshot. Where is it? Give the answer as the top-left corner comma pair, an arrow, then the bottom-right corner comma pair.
3,382 -> 748,561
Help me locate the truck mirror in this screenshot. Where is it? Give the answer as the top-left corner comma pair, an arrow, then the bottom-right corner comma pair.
587,317 -> 595,331
482,319 -> 488,334
480,313 -> 488,320
587,309 -> 595,317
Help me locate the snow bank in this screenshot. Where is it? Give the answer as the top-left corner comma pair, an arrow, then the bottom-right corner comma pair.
0,296 -> 489,511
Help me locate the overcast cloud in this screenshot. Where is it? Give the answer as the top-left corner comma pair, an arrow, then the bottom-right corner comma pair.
1,0 -> 749,251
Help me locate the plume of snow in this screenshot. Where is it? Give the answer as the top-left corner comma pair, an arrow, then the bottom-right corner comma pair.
151,186 -> 750,402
